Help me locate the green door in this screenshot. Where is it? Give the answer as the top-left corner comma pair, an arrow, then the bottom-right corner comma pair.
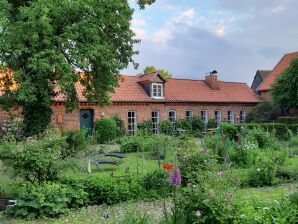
80,109 -> 94,135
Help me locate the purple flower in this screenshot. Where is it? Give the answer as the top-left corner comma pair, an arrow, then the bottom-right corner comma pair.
169,168 -> 182,186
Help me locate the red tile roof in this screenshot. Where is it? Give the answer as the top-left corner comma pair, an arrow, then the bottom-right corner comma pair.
257,52 -> 298,92
67,75 -> 260,104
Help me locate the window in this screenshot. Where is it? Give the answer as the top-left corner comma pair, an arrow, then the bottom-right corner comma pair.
169,110 -> 176,125
240,110 -> 246,123
214,110 -> 221,126
128,111 -> 137,135
152,110 -> 160,134
152,83 -> 163,99
227,111 -> 234,124
186,110 -> 193,120
201,110 -> 208,125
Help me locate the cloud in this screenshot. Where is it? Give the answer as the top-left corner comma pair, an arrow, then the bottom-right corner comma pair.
131,17 -> 147,39
123,0 -> 298,85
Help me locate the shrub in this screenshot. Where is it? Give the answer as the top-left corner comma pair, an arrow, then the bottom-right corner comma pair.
245,127 -> 271,148
142,169 -> 169,192
191,116 -> 205,135
277,116 -> 298,125
61,129 -> 87,159
6,182 -> 88,219
119,136 -> 143,153
137,120 -> 152,135
176,118 -> 192,131
207,119 -> 217,128
289,192 -> 298,207
159,120 -> 173,136
221,122 -> 238,140
0,132 -> 65,184
289,124 -> 298,135
204,134 -> 232,163
234,140 -> 260,168
112,115 -> 126,136
233,198 -> 297,224
0,116 -> 23,142
245,102 -> 277,123
94,118 -> 117,143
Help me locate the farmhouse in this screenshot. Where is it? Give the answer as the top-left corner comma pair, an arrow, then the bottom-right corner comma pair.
50,71 -> 259,134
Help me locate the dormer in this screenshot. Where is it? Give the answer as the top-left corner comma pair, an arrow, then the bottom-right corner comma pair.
138,71 -> 166,99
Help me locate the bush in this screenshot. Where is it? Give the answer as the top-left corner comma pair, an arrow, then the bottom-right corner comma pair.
94,118 -> 117,143
7,182 -> 89,219
191,116 -> 205,136
142,169 -> 169,192
176,118 -> 192,131
277,116 -> 298,125
245,127 -> 272,148
207,119 -> 217,128
289,124 -> 298,134
0,132 -> 65,184
0,116 -> 23,142
236,123 -> 292,140
119,136 -> 143,153
204,134 -> 232,163
159,120 -> 173,136
289,192 -> 298,207
61,129 -> 87,159
245,102 -> 277,123
221,122 -> 238,140
112,115 -> 126,136
137,120 -> 152,135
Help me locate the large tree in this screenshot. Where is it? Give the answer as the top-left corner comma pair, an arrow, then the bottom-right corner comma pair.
144,65 -> 172,78
271,58 -> 298,109
0,0 -> 154,136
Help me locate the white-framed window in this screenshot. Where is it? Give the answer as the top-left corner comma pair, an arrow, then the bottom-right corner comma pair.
227,111 -> 234,124
169,110 -> 176,125
186,110 -> 193,120
201,110 -> 208,125
151,83 -> 163,99
214,110 -> 221,126
240,110 -> 246,123
152,110 -> 160,134
128,111 -> 137,135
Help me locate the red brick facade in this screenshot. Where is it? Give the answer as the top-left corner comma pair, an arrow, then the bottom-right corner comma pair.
51,102 -> 257,130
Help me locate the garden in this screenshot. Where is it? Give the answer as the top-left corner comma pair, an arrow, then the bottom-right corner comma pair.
0,115 -> 297,224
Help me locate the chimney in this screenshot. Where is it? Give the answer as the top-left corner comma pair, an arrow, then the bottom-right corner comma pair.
205,70 -> 219,90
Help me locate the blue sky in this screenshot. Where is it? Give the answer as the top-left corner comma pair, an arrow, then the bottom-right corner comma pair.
122,0 -> 298,85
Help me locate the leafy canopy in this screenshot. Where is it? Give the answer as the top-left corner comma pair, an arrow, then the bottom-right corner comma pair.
0,0 -> 154,135
271,58 -> 298,109
144,65 -> 172,78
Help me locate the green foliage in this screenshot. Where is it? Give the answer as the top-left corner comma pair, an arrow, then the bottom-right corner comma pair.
159,120 -> 173,135
142,169 -> 169,191
143,66 -> 172,78
22,103 -> 52,137
0,91 -> 18,111
191,116 -> 205,136
289,124 -> 298,134
112,115 -> 126,137
221,122 -> 238,140
236,123 -> 291,141
0,0 -> 140,136
176,175 -> 234,224
61,129 -> 87,159
207,119 -> 217,128
0,116 -> 23,142
137,120 -> 153,135
177,144 -> 219,186
94,118 -> 117,144
289,192 -> 298,207
204,134 -> 232,163
176,118 -> 192,131
271,58 -> 298,109
233,198 -> 297,224
245,127 -> 271,148
119,136 -> 143,153
6,182 -> 89,219
120,209 -> 149,224
246,102 -> 276,123
0,132 -> 65,183
277,116 -> 298,125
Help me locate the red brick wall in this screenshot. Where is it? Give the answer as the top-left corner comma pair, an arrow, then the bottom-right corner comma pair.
51,102 -> 257,130
259,90 -> 271,102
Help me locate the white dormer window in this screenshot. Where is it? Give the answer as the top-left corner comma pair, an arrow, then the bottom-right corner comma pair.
151,83 -> 164,99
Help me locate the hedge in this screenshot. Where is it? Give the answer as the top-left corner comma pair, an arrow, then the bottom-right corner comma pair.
277,117 -> 298,125
235,123 -> 291,140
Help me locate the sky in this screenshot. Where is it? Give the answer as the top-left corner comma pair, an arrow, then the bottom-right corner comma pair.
122,0 -> 298,85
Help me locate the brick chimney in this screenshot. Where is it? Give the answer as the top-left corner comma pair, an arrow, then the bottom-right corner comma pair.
205,70 -> 219,90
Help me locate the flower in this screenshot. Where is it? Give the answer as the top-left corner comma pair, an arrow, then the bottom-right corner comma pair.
162,164 -> 175,171
169,168 -> 181,185
217,170 -> 224,177
179,156 -> 188,161
195,209 -> 201,217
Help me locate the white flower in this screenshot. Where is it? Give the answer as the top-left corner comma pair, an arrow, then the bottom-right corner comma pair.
196,210 -> 201,217
257,168 -> 261,172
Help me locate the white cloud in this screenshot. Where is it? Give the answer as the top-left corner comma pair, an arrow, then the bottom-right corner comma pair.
264,5 -> 285,16
131,17 -> 147,39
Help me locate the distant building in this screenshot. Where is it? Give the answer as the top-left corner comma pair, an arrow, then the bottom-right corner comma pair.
251,70 -> 271,91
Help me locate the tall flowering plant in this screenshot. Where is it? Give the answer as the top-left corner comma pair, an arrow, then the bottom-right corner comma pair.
162,164 -> 182,224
